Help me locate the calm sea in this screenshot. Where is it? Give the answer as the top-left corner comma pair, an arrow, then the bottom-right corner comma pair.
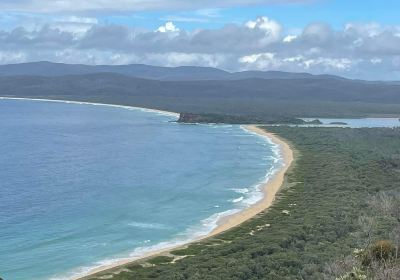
0,99 -> 280,280
302,117 -> 400,128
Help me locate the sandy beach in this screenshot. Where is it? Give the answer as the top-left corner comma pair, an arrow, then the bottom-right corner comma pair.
0,97 -> 180,118
210,125 -> 293,235
76,124 -> 294,280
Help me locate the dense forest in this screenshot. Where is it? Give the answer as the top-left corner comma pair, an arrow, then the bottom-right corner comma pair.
83,127 -> 400,280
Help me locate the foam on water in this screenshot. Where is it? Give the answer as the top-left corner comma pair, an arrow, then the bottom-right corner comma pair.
51,209 -> 242,280
231,188 -> 250,194
230,196 -> 244,203
126,222 -> 170,230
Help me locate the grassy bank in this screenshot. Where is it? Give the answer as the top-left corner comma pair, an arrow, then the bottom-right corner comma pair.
84,127 -> 400,280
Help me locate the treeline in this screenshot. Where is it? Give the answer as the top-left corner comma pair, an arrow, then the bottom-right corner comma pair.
176,113 -> 316,125
85,127 -> 400,280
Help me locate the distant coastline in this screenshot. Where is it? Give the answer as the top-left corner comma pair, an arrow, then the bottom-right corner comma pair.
0,97 -> 180,118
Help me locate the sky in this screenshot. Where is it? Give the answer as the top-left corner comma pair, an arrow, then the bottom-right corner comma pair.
0,0 -> 400,80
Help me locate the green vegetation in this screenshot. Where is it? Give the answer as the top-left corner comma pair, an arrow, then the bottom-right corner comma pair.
325,190 -> 400,279
147,256 -> 175,265
177,112 -> 323,125
177,113 -> 308,124
84,127 -> 400,280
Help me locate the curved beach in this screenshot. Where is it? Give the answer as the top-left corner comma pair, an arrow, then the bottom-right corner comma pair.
0,96 -> 293,280
0,97 -> 180,118
210,125 -> 293,235
76,124 -> 294,280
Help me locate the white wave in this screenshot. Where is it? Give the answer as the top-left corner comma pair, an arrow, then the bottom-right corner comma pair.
184,209 -> 240,238
241,190 -> 264,206
127,222 -> 169,230
230,196 -> 244,203
52,209 -> 240,280
231,188 -> 249,194
227,125 -> 284,209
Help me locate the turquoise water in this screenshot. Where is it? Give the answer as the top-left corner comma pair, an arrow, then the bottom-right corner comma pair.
0,99 -> 280,280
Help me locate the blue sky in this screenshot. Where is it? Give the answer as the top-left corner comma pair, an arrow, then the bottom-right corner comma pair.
2,0 -> 399,31
0,0 -> 399,80
95,0 -> 400,31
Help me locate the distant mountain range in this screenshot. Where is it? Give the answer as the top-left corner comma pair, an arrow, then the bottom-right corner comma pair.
0,61 -> 345,81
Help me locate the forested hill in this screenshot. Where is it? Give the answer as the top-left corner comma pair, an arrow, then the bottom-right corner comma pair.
0,61 -> 343,81
1,73 -> 400,120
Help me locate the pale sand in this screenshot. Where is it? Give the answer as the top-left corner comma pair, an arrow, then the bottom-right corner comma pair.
77,125 -> 294,280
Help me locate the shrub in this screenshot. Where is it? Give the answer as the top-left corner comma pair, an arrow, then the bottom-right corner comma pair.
147,256 -> 174,265
361,240 -> 396,266
336,267 -> 367,280
371,240 -> 395,261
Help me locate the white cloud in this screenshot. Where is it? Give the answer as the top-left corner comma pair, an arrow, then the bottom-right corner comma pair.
345,22 -> 381,38
246,17 -> 281,37
283,55 -> 303,62
1,15 -> 400,79
239,53 -> 354,72
145,52 -> 227,68
239,52 -> 275,64
370,58 -> 382,64
157,22 -> 180,33
283,34 -> 297,43
52,16 -> 98,37
194,8 -> 221,18
239,52 -> 282,69
160,15 -> 210,23
63,16 -> 98,24
245,16 -> 282,46
302,57 -> 354,70
0,50 -> 27,64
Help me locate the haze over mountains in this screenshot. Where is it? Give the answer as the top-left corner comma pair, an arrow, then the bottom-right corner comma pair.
1,62 -> 400,121
0,61 -> 342,81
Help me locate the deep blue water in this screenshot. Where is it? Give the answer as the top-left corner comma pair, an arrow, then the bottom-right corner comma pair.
0,99 -> 280,280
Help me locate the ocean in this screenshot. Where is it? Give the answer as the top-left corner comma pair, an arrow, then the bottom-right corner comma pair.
301,117 -> 400,128
0,98 -> 281,280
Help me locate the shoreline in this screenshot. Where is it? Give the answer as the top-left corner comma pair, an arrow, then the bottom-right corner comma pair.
76,125 -> 294,280
0,97 -> 293,280
210,125 -> 293,235
0,97 -> 180,118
